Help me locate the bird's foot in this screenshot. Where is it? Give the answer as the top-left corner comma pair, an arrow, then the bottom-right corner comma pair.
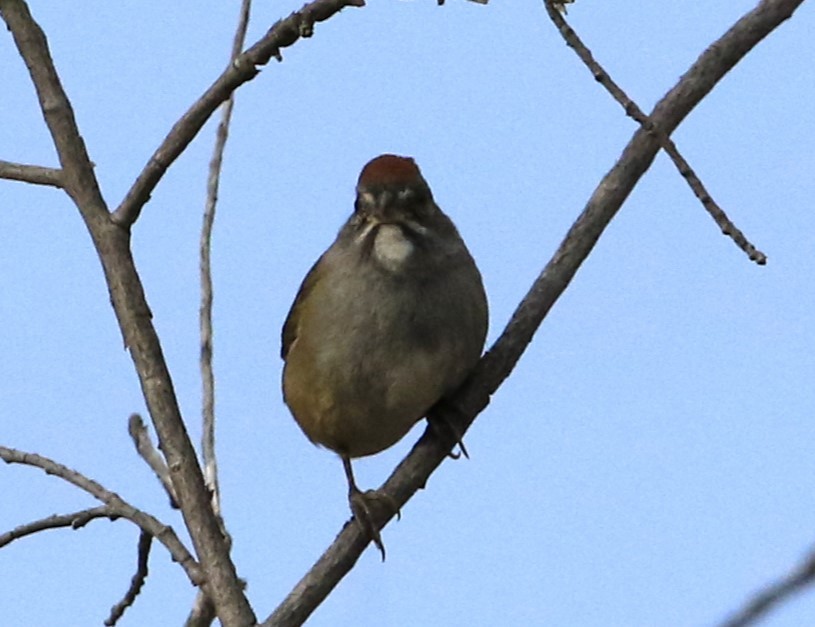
428,401 -> 469,459
348,488 -> 400,561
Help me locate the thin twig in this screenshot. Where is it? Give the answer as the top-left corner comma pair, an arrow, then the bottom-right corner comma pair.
0,159 -> 63,187
111,0 -> 365,228
718,544 -> 815,627
0,445 -> 203,586
104,531 -> 153,626
128,413 -> 178,507
200,0 -> 252,524
0,506 -> 115,547
543,0 -> 767,265
263,1 -> 802,624
189,4 -> 254,624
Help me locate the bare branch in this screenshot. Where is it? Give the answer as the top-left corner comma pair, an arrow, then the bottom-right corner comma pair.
112,0 -> 365,228
0,445 -> 203,586
200,0 -> 252,525
0,0 -> 106,215
0,506 -> 115,548
2,3 -> 253,621
543,0 -> 767,265
263,1 -> 803,624
104,531 -> 153,627
185,594 -> 217,627
718,544 -> 815,627
0,159 -> 63,187
128,413 -> 178,507
187,5 -> 255,624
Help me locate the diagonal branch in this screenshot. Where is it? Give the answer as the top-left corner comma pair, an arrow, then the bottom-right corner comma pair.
718,543 -> 815,627
263,1 -> 803,624
543,0 -> 767,265
0,445 -> 203,585
104,531 -> 153,627
0,159 -> 63,187
128,413 -> 178,507
112,0 -> 365,228
0,506 -> 115,547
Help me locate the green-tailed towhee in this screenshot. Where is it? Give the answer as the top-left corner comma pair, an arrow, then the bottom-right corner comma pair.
281,154 -> 488,558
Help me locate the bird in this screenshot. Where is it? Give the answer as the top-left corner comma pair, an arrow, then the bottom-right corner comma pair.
281,154 -> 488,559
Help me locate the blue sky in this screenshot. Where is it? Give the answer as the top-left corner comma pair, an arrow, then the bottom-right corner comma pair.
2,1 -> 814,625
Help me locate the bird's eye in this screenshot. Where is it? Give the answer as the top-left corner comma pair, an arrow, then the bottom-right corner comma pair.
397,188 -> 414,202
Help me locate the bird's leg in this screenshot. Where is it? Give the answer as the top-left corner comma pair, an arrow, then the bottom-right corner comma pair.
427,399 -> 469,460
341,456 -> 399,561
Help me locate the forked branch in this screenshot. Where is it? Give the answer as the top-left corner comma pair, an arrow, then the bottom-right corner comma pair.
1,2 -> 253,622
0,445 -> 202,585
543,0 -> 767,265
112,0 -> 365,227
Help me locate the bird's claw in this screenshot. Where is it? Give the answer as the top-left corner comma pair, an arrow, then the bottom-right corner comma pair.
428,405 -> 470,460
349,489 -> 400,561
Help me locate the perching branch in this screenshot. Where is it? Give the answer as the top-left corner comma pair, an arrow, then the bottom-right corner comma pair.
0,159 -> 63,187
263,1 -> 803,624
104,531 -> 153,627
543,0 -> 767,265
111,0 -> 365,228
0,445 -> 202,585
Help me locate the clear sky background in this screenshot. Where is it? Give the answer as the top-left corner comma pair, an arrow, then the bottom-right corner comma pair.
2,1 -> 814,626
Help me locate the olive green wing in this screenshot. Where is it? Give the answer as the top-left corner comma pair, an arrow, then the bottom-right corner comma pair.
281,255 -> 324,361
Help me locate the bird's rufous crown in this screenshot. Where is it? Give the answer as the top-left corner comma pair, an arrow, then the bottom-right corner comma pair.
357,154 -> 424,188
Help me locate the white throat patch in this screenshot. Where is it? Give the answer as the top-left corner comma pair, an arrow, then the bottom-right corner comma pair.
373,224 -> 413,271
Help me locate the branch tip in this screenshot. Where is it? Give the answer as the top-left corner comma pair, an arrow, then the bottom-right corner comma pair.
104,532 -> 153,626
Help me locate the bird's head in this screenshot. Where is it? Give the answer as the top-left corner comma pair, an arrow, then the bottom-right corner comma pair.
354,154 -> 437,227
